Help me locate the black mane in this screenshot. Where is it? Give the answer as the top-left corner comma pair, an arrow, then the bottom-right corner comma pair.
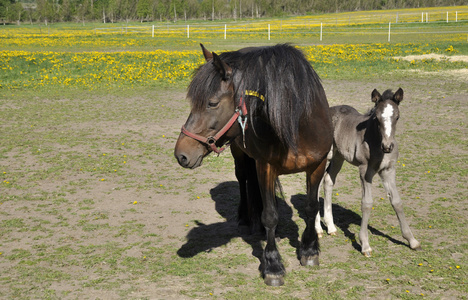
187,44 -> 326,151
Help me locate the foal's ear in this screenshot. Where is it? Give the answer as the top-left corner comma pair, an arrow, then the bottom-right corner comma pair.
393,88 -> 404,104
200,44 -> 213,61
212,52 -> 232,81
371,89 -> 381,103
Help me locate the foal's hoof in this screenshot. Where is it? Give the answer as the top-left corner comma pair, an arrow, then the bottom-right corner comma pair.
362,250 -> 372,257
300,255 -> 319,267
410,241 -> 422,251
264,274 -> 284,286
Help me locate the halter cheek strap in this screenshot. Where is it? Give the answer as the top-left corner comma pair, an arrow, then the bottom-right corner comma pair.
181,93 -> 248,154
180,90 -> 263,154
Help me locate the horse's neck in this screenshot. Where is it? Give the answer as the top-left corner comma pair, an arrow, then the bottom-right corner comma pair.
363,116 -> 382,146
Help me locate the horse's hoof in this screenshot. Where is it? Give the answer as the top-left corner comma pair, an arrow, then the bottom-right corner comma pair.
317,232 -> 323,239
362,250 -> 372,257
300,255 -> 319,267
329,231 -> 337,236
264,274 -> 284,286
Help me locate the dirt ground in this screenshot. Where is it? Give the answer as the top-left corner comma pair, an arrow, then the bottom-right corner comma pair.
0,73 -> 467,299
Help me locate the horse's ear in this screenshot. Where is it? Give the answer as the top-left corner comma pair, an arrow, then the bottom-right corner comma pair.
212,52 -> 232,81
393,88 -> 404,104
371,89 -> 381,103
200,44 -> 213,61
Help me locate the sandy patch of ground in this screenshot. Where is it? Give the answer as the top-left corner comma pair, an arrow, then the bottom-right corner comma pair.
394,54 -> 468,62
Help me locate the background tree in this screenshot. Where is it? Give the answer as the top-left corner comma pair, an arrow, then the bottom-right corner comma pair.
6,1 -> 25,25
137,0 -> 151,22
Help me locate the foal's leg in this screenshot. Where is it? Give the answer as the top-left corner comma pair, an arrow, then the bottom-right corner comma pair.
256,162 -> 285,286
322,155 -> 345,236
359,165 -> 376,257
301,159 -> 327,266
380,167 -> 421,250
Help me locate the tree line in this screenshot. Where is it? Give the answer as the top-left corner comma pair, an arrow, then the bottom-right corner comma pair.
1,0 -> 466,25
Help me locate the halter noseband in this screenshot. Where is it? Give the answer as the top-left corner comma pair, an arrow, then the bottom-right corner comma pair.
181,92 -> 249,154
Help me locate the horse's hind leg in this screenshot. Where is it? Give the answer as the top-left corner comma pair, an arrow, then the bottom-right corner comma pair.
380,168 -> 421,251
301,159 -> 327,267
322,155 -> 345,236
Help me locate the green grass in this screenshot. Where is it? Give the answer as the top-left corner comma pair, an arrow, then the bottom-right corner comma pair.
0,9 -> 467,299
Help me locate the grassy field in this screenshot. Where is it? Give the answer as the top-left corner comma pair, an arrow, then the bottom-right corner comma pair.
1,6 -> 467,299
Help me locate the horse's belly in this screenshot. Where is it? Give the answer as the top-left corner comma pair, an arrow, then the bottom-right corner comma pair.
278,152 -> 321,174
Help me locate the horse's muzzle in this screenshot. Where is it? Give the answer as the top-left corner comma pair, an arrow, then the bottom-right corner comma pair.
382,142 -> 394,153
175,151 -> 204,169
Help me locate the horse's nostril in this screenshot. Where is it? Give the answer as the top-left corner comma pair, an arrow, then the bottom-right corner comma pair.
179,154 -> 188,164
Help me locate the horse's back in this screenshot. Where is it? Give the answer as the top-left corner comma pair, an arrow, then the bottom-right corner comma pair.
329,105 -> 368,165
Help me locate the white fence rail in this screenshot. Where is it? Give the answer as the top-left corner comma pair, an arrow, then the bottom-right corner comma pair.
93,10 -> 468,42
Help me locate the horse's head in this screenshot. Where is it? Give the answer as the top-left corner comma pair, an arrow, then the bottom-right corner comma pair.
371,88 -> 403,153
174,44 -> 240,169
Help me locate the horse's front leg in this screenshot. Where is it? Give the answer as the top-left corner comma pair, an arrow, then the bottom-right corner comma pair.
379,167 -> 421,251
359,165 -> 375,257
256,162 -> 285,286
301,159 -> 327,266
232,144 -> 263,235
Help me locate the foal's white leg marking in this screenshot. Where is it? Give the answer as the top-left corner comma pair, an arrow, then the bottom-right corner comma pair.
382,104 -> 394,138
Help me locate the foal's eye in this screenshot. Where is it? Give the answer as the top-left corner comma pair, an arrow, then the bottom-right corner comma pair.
208,101 -> 219,108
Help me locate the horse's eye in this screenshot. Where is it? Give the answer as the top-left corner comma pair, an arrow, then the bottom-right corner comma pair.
208,101 -> 219,108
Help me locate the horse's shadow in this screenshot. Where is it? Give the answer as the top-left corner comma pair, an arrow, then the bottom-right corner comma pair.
177,181 -> 406,261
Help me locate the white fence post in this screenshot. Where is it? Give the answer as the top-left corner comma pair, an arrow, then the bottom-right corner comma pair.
320,22 -> 322,41
224,24 -> 227,40
388,22 -> 391,42
152,25 -> 154,38
426,13 -> 429,23
456,11 -> 458,22
187,25 -> 189,38
422,12 -> 424,22
447,11 -> 449,23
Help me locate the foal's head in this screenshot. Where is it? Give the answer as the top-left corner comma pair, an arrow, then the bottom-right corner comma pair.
371,88 -> 404,153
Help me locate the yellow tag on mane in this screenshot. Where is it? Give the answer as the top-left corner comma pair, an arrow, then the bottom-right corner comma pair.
245,90 -> 265,102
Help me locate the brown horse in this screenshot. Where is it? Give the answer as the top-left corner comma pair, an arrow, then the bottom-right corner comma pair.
174,44 -> 333,286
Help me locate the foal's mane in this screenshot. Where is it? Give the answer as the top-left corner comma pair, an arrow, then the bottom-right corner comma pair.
366,89 -> 396,117
187,44 -> 325,151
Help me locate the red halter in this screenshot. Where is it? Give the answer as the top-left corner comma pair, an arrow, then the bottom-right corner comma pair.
181,94 -> 248,154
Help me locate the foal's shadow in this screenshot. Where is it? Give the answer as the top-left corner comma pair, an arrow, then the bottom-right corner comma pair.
290,194 -> 407,252
177,181 -> 300,262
